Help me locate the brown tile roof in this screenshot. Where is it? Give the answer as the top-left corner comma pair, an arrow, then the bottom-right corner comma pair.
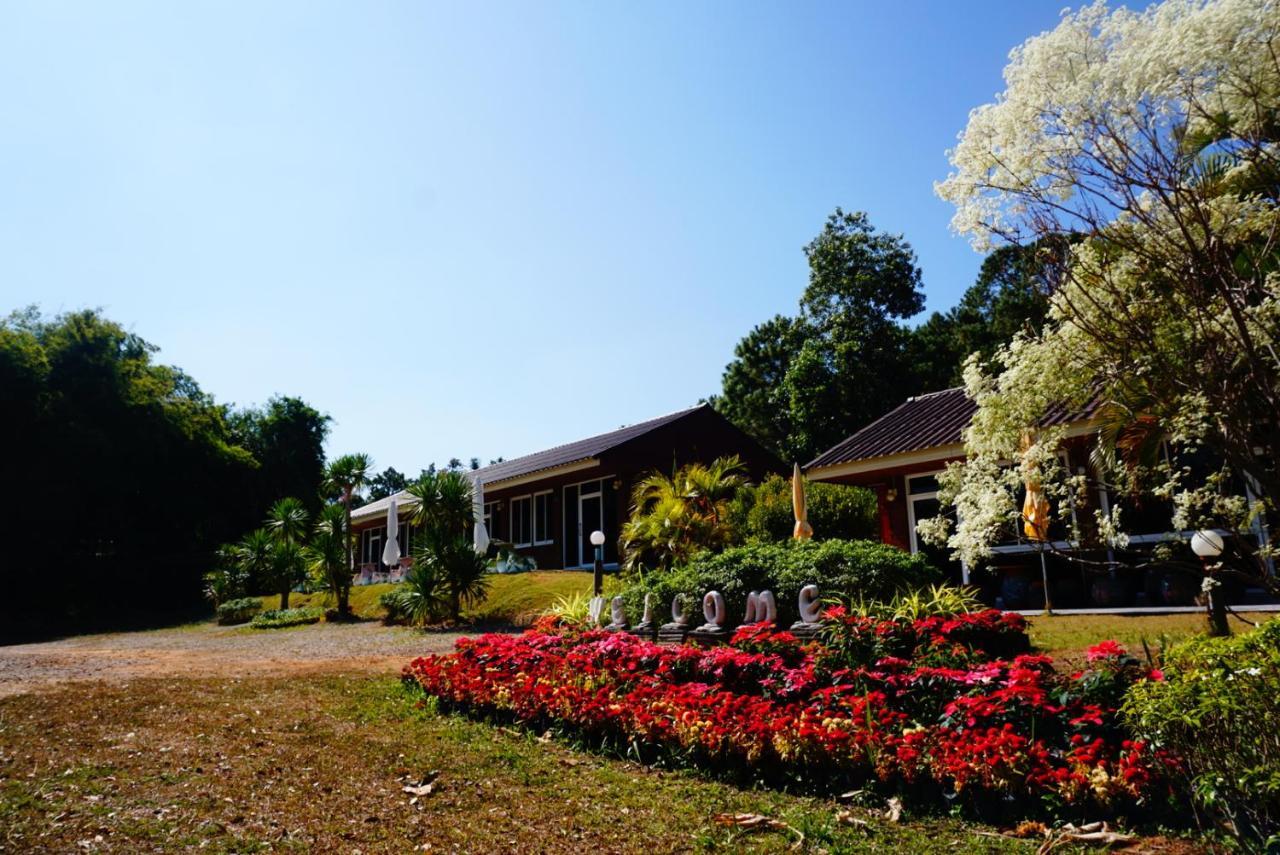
805,388 -> 1103,471
351,405 -> 707,522
470,405 -> 705,486
806,387 -> 975,470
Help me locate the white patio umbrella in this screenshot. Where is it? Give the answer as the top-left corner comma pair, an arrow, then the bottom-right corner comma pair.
471,473 -> 490,555
381,497 -> 401,569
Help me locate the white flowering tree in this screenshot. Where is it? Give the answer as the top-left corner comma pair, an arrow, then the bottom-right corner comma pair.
925,0 -> 1280,624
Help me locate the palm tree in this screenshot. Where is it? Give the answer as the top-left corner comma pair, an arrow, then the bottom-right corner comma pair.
323,453 -> 372,618
405,469 -> 488,623
622,456 -> 749,572
406,469 -> 473,544
307,503 -> 349,615
265,497 -> 309,608
414,534 -> 490,623
233,527 -> 276,602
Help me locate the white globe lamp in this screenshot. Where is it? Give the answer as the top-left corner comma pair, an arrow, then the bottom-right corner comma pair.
1190,529 -> 1224,559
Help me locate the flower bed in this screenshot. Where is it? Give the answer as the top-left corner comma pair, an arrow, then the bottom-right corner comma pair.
403,609 -> 1173,820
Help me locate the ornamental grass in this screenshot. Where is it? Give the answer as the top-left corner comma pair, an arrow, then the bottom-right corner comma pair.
403,609 -> 1175,822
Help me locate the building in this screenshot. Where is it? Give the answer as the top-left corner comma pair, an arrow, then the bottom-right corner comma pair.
805,386 -> 1271,608
350,404 -> 782,581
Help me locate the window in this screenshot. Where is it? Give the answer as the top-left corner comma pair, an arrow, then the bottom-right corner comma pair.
363,526 -> 384,565
906,471 -> 968,584
398,521 -> 413,556
510,493 -> 553,547
511,496 -> 533,547
484,502 -> 502,541
533,491 -> 552,545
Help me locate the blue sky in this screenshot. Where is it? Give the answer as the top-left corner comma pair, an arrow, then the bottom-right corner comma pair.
0,1 -> 1069,473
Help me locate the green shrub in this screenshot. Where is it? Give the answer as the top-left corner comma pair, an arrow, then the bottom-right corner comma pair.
620,539 -> 938,626
379,587 -> 411,625
215,597 -> 262,625
250,606 -> 324,629
1124,617 -> 1280,844
729,475 -> 877,543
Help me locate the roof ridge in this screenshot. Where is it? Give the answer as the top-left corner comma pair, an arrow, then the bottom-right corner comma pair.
471,403 -> 705,476
904,386 -> 966,403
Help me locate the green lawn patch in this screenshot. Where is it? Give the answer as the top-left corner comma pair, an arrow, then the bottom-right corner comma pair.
1026,610 -> 1275,663
253,570 -> 594,626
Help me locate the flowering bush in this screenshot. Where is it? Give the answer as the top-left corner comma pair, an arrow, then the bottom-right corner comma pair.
1124,618 -> 1280,843
404,611 -> 1171,819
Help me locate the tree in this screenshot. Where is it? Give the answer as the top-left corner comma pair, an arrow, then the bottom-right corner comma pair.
322,453 -> 372,618
306,504 -> 349,613
265,497 -> 309,608
621,456 -> 749,572
712,315 -> 805,458
366,466 -> 406,502
232,528 -> 276,602
405,469 -> 488,622
927,0 -> 1280,628
230,396 -> 331,520
910,242 -> 1060,391
0,307 -> 260,640
715,209 -> 925,462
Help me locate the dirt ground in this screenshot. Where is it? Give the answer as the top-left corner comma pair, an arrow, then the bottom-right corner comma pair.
0,621 -> 470,698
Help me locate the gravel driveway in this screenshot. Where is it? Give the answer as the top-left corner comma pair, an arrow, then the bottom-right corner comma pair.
0,621 -> 473,697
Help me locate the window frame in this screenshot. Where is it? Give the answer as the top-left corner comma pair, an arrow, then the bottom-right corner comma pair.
510,495 -> 533,548
532,490 -> 553,546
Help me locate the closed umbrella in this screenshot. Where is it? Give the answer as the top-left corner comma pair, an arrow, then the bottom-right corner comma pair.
471,473 -> 489,555
1021,436 -> 1053,614
792,463 -> 814,540
382,497 -> 401,571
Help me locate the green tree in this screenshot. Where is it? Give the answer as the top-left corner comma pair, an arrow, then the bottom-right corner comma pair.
230,396 -> 331,519
712,315 -> 804,459
910,242 -> 1060,391
232,528 -> 277,601
323,452 -> 372,617
715,210 -> 925,462
306,504 -> 350,613
0,307 -> 259,640
366,466 -> 406,501
265,497 -> 309,608
405,469 -> 489,622
621,456 -> 749,573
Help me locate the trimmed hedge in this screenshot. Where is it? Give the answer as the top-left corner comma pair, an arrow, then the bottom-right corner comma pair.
620,539 -> 938,626
1124,617 -> 1280,843
250,606 -> 324,629
216,597 -> 262,625
731,475 -> 878,543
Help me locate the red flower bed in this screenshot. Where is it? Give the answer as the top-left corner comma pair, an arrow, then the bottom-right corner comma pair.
403,609 -> 1173,818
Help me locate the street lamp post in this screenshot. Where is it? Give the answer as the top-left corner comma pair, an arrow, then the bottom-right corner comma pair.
1191,529 -> 1229,637
590,530 -> 606,597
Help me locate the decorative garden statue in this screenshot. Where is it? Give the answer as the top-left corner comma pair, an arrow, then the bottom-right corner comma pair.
630,593 -> 658,640
658,594 -> 692,643
789,584 -> 823,639
587,595 -> 605,627
744,590 -> 778,625
690,590 -> 729,644
604,596 -> 629,631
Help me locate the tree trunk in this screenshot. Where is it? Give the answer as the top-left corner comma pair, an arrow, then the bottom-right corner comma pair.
341,494 -> 353,618
280,588 -> 290,610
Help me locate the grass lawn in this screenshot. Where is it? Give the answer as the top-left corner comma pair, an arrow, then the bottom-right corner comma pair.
1026,610 -> 1275,663
0,675 -> 1048,854
257,570 -> 594,626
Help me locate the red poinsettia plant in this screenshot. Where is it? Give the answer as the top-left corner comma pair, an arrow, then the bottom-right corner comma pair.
403,609 -> 1175,819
